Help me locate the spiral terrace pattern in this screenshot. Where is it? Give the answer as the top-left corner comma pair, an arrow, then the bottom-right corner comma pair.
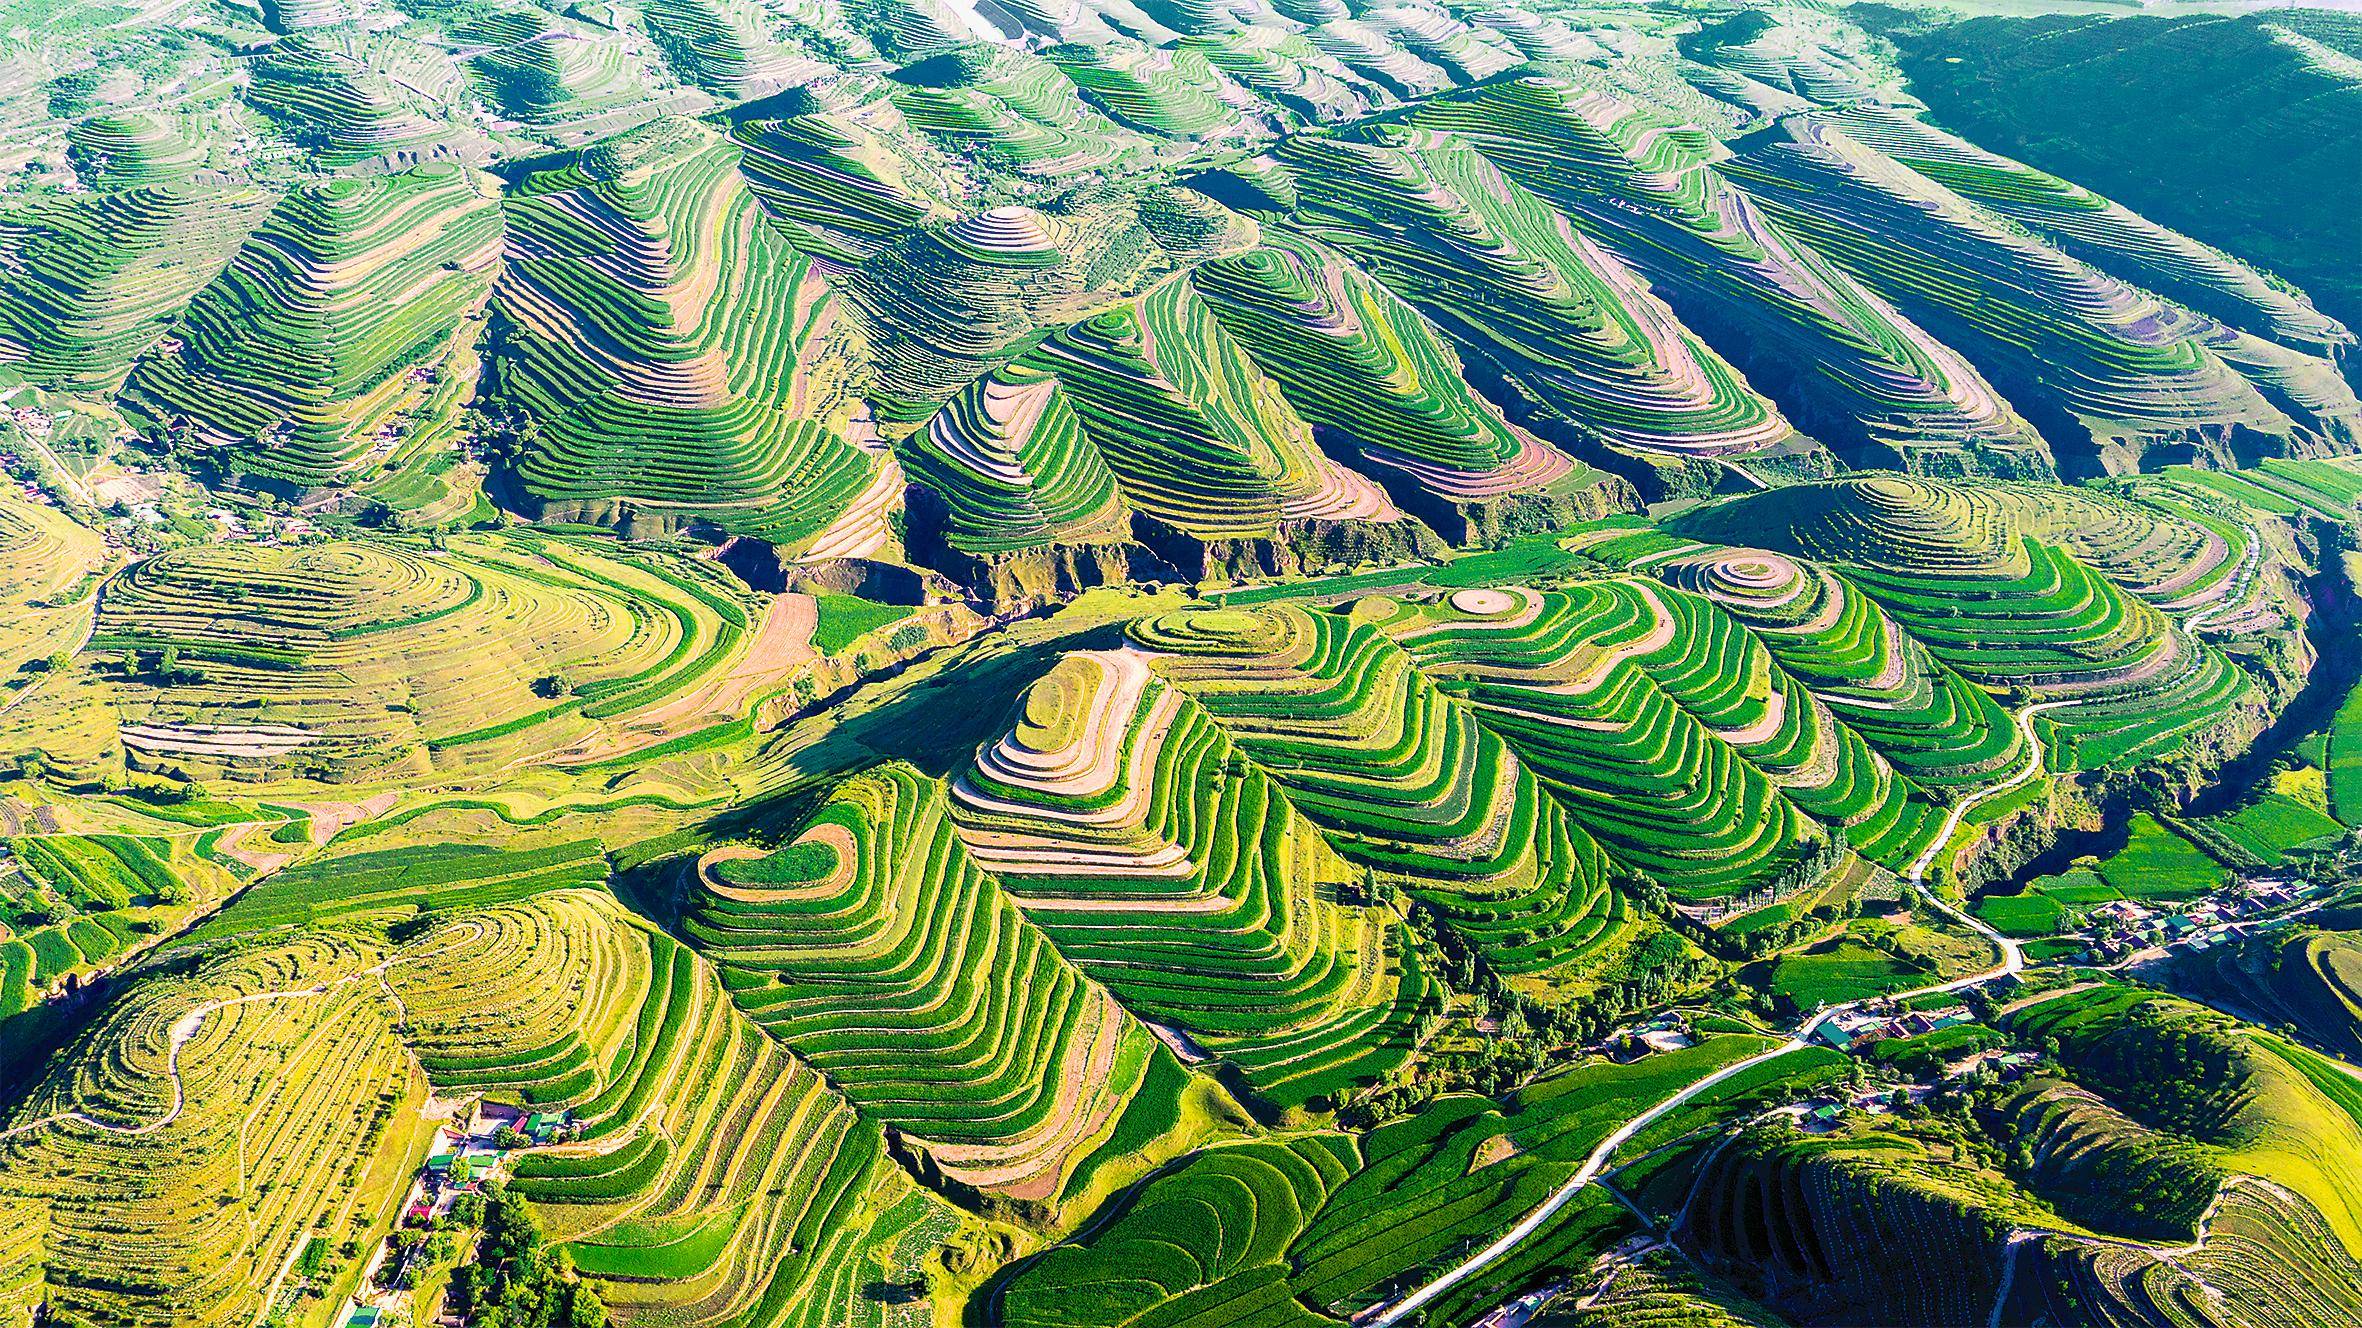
0,186 -> 276,393
847,205 -> 1085,410
243,38 -> 449,167
688,764 -> 1166,1200
0,935 -> 418,1328
89,534 -> 737,776
950,649 -> 1427,1107
1275,127 -> 1794,459
120,166 -> 502,490
493,117 -> 877,543
1131,603 -> 1634,976
1675,477 -> 2260,767
902,359 -> 1133,553
1179,28 -> 1379,123
1045,42 -> 1242,141
889,47 -> 1141,180
1412,77 -> 2048,475
460,8 -> 648,124
64,112 -> 202,190
1190,232 -> 1587,505
1648,544 -> 2026,792
1385,581 -> 1819,900
383,891 -> 934,1327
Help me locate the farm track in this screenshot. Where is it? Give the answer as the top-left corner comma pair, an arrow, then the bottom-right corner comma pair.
1371,699 -> 2075,1326
0,922 -> 484,1143
1984,1178 -> 2276,1328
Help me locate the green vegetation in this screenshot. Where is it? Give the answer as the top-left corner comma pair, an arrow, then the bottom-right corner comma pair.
5,5 -> 2362,1326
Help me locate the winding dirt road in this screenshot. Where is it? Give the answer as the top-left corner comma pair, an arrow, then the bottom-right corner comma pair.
0,925 -> 483,1144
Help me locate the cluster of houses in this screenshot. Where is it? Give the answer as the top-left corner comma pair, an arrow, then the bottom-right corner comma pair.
332,1103 -> 575,1328
2076,877 -> 2304,964
1813,1002 -> 1977,1054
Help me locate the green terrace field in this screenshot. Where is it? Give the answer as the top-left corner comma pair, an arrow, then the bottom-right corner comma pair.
1,889 -> 959,1328
492,118 -> 884,549
3,2 -> 2362,1324
118,165 -> 503,493
1405,76 -> 2049,478
1131,603 -> 1638,985
1674,477 -> 2264,769
51,530 -> 770,781
688,764 -> 1198,1208
948,650 -> 1430,1110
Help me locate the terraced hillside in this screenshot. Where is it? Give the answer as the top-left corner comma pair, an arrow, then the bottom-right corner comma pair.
688,764 -> 1183,1203
0,888 -> 951,1328
1269,127 -> 1800,492
1131,602 -> 1637,980
7,3 -> 2362,1326
490,117 -> 883,548
999,275 -> 1408,552
120,166 -> 503,492
1189,231 -> 1622,541
80,533 -> 753,780
0,187 -> 277,393
1377,582 -> 1828,901
1725,115 -> 2354,477
1674,476 -> 2263,768
949,649 -> 1430,1108
1410,77 -> 2051,478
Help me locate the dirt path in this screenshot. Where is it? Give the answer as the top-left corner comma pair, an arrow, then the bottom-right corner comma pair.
0,923 -> 483,1144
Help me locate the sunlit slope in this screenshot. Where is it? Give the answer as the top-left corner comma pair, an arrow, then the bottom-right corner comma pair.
83,534 -> 750,780
0,934 -> 427,1328
1821,104 -> 2353,361
900,358 -> 1133,556
949,649 -> 1430,1108
1726,116 -> 2345,476
0,186 -> 275,394
1008,276 -> 1400,541
490,117 -> 880,547
388,891 -> 946,1326
1380,582 -> 1821,901
1268,126 -> 1798,489
687,764 -> 1175,1202
1131,603 -> 1636,976
1674,476 -> 2260,768
1638,545 -> 2027,794
119,166 -> 502,492
1190,231 -> 1616,540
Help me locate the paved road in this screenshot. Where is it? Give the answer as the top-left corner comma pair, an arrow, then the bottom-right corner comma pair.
1370,700 -> 2073,1326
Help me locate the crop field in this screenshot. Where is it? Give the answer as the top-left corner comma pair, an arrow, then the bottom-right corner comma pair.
1132,603 -> 1636,981
1675,477 -> 2263,769
60,531 -> 765,780
118,166 -> 502,492
5,0 -> 2362,1323
1761,937 -> 1914,1012
949,650 -> 1429,1108
2333,672 -> 2362,826
690,765 -> 1179,1203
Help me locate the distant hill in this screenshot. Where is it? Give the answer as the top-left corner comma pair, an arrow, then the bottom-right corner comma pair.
1876,9 -> 2362,337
